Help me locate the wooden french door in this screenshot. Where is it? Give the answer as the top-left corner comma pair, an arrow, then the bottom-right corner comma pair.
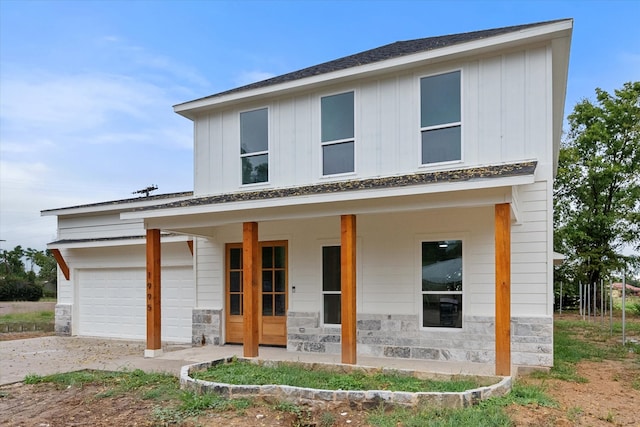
225,241 -> 288,346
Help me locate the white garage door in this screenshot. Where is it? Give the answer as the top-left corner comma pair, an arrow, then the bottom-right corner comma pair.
77,267 -> 193,343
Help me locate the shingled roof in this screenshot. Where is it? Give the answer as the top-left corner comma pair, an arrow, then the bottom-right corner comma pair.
178,19 -> 568,106
133,161 -> 537,212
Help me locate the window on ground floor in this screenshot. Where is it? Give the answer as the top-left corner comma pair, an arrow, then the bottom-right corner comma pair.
421,240 -> 462,328
322,245 -> 341,325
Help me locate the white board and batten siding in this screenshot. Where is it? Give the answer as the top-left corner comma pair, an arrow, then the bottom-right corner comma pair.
193,46 -> 554,197
57,213 -> 145,241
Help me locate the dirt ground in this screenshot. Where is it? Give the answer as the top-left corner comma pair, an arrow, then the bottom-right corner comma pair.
2,355 -> 639,426
1,315 -> 639,426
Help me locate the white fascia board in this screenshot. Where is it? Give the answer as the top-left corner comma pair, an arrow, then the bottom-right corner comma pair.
41,195 -> 193,217
174,20 -> 572,118
46,234 -> 189,249
123,173 -> 535,222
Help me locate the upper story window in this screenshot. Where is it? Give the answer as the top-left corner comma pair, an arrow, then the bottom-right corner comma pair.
321,91 -> 354,175
240,108 -> 268,185
420,71 -> 461,164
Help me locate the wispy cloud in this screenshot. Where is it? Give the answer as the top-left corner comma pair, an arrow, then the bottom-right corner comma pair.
0,34 -> 199,249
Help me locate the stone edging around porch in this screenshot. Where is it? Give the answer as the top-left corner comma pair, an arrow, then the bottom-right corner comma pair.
180,357 -> 512,409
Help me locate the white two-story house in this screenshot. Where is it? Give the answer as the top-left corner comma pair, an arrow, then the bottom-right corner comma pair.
43,19 -> 572,375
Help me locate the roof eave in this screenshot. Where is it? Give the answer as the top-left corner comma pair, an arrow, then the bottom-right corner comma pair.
41,192 -> 194,217
174,19 -> 573,120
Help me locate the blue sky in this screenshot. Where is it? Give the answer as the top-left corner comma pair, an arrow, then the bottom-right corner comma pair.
1,0 -> 639,251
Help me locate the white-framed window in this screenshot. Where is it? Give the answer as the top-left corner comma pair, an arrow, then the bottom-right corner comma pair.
321,91 -> 354,175
240,107 -> 268,184
322,245 -> 341,325
420,71 -> 461,164
421,239 -> 463,328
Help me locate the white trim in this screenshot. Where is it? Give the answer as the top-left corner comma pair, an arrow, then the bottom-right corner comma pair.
47,234 -> 190,250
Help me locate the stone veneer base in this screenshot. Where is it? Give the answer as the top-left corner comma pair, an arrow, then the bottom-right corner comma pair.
180,357 -> 511,409
192,308 -> 222,346
287,312 -> 553,367
54,303 -> 72,336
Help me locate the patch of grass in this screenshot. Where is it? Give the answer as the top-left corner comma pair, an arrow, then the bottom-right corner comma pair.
531,319 -> 636,382
23,369 -> 180,400
367,403 -> 512,427
193,359 -> 483,392
366,380 -> 554,427
630,370 -> 640,390
0,310 -> 54,324
319,411 -> 336,427
153,393 -> 255,425
497,382 -> 557,408
274,401 -> 313,427
24,370 -> 107,387
567,406 -> 583,422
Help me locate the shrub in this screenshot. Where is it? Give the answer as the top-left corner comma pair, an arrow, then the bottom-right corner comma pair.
0,276 -> 43,301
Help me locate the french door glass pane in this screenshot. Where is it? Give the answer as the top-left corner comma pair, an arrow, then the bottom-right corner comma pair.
230,294 -> 242,315
275,294 -> 286,316
422,294 -> 462,328
230,248 -> 242,269
262,294 -> 273,316
323,294 -> 341,324
262,246 -> 273,268
230,271 -> 242,293
274,246 -> 285,268
262,271 -> 272,292
275,270 -> 285,292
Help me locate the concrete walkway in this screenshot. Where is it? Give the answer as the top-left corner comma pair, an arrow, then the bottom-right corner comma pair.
1,336 -> 496,386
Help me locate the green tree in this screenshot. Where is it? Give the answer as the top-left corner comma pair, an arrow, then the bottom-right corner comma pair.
554,82 -> 640,298
0,245 -> 26,277
35,249 -> 58,286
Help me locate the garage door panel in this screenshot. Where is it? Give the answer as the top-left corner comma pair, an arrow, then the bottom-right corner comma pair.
77,266 -> 193,342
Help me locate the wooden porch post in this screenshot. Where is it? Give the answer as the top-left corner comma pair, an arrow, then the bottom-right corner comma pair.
145,229 -> 162,357
495,203 -> 511,375
243,222 -> 259,357
341,214 -> 357,365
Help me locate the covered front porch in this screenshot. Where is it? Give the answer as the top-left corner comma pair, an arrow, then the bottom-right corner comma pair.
124,162 -> 539,377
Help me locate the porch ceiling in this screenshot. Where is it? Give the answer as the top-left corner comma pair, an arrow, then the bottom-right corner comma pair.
122,161 -> 535,237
